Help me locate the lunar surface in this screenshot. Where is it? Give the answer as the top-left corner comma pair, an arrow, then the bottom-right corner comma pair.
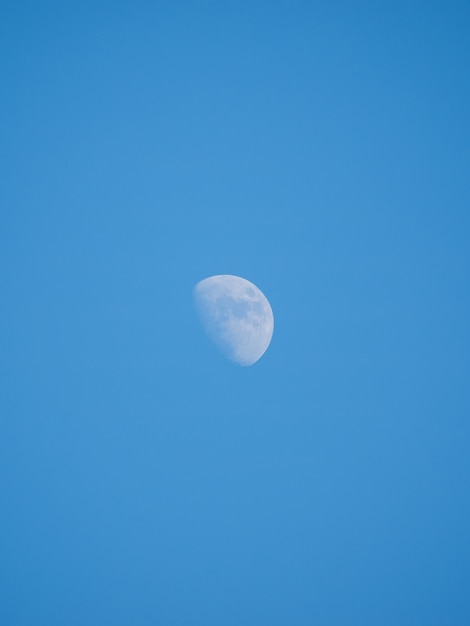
193,275 -> 274,366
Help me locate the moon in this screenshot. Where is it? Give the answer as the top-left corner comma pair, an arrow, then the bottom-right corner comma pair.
193,275 -> 274,366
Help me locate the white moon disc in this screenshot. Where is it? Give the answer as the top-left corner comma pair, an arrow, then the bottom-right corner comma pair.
193,275 -> 274,366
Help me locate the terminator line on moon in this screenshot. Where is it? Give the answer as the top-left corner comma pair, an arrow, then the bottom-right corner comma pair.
193,275 -> 274,366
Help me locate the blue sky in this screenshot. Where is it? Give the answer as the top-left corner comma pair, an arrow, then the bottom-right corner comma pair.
1,2 -> 469,624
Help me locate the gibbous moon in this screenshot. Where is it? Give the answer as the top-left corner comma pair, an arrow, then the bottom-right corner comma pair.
193,275 -> 274,366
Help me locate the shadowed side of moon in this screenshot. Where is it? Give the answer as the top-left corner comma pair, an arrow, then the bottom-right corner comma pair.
193,275 -> 274,366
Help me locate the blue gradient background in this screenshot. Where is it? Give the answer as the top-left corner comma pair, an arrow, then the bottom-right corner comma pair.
1,2 -> 469,624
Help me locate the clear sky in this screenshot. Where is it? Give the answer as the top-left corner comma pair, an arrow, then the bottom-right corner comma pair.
1,2 -> 469,624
